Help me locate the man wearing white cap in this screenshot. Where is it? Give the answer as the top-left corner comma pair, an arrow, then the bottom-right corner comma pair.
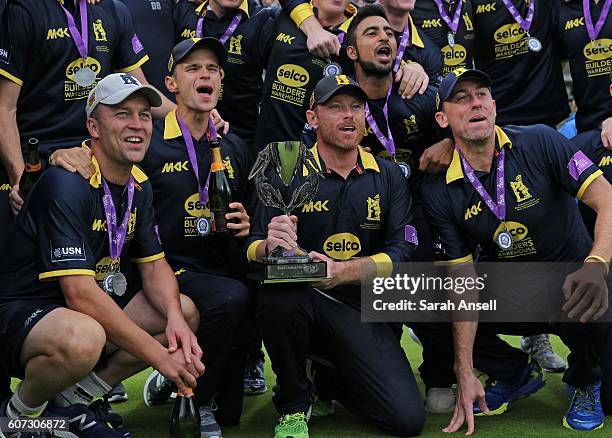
0,73 -> 204,438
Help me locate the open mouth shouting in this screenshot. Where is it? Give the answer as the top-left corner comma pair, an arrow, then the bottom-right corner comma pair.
375,44 -> 393,63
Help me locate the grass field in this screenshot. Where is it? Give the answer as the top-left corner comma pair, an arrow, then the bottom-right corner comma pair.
14,332 -> 608,437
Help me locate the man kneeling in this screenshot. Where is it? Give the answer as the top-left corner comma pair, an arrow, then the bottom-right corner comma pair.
0,74 -> 204,438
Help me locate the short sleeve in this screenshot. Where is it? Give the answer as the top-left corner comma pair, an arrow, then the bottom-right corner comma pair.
29,171 -> 97,280
111,0 -> 149,73
423,176 -> 474,264
126,180 -> 165,263
0,2 -> 34,85
535,125 -> 604,201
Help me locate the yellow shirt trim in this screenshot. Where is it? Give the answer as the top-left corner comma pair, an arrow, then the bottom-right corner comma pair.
115,55 -> 149,74
435,254 -> 474,266
370,252 -> 393,277
290,3 -> 315,28
196,0 -> 250,17
408,15 -> 424,48
303,144 -> 379,176
39,269 -> 96,281
84,141 -> 149,188
0,69 -> 23,86
577,170 -> 603,201
130,252 -> 165,264
247,239 -> 264,262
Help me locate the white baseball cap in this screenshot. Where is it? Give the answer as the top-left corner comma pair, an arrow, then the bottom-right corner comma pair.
86,73 -> 162,117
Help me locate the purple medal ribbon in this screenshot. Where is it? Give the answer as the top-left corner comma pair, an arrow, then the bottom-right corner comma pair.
433,0 -> 464,33
196,7 -> 243,44
365,85 -> 396,156
583,0 -> 612,42
102,177 -> 135,260
177,113 -> 217,205
501,0 -> 535,33
337,32 -> 345,45
59,0 -> 89,59
393,21 -> 411,73
456,145 -> 507,222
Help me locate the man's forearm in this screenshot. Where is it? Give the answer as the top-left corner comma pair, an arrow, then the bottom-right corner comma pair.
339,256 -> 377,284
591,202 -> 612,263
139,258 -> 183,321
453,321 -> 477,373
0,106 -> 24,184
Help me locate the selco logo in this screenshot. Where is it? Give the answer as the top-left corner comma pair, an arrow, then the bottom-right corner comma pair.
277,64 -> 309,88
493,221 -> 529,244
66,58 -> 101,82
583,39 -> 612,61
494,23 -> 526,44
184,193 -> 210,217
95,256 -> 121,281
323,233 -> 361,260
441,44 -> 468,66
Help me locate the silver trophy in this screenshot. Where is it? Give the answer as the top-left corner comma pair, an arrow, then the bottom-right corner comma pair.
248,141 -> 327,281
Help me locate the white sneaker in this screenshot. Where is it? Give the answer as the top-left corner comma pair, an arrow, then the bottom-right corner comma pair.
425,386 -> 456,414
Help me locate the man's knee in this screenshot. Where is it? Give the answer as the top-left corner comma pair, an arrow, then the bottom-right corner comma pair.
258,285 -> 308,327
378,403 -> 426,437
216,280 -> 249,323
180,294 -> 200,332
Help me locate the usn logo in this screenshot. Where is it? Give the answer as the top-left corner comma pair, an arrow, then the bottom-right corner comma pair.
324,233 -> 361,260
51,244 -> 86,263
277,64 -> 310,88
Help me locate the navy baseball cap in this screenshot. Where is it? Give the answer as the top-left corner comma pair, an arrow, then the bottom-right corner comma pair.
168,37 -> 227,73
437,68 -> 492,110
309,75 -> 368,109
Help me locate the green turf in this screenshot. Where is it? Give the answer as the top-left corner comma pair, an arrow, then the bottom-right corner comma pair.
13,331 -> 609,436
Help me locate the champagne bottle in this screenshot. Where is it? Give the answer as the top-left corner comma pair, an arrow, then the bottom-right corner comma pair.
19,138 -> 42,198
208,140 -> 233,235
170,388 -> 201,438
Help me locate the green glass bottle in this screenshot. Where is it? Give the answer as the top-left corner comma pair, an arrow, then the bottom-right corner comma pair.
208,140 -> 233,235
19,139 -> 42,198
170,388 -> 201,438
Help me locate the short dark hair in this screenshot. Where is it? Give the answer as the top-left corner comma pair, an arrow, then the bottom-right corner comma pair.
345,4 -> 388,49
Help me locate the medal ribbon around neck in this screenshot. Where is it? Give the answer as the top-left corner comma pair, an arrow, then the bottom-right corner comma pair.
102,176 -> 135,262
364,85 -> 396,157
393,21 -> 411,73
456,145 -> 507,222
583,0 -> 612,42
177,113 -> 218,205
196,4 -> 243,44
501,0 -> 535,34
60,0 -> 89,60
433,0 -> 464,33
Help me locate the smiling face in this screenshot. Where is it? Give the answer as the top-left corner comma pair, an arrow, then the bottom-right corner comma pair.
165,48 -> 221,114
347,15 -> 397,78
436,79 -> 497,145
88,94 -> 153,166
307,92 -> 365,151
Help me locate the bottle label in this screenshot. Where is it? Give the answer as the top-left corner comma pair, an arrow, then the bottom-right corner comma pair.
211,162 -> 225,172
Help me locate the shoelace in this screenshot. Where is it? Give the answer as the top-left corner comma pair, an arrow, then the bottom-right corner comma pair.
532,336 -> 558,359
572,386 -> 597,414
279,412 -> 306,426
89,399 -> 114,426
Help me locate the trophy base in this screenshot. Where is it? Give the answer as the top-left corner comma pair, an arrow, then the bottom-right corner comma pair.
263,260 -> 328,283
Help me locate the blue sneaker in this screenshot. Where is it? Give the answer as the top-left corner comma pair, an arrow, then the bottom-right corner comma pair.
244,356 -> 267,395
0,397 -> 34,438
474,362 -> 545,416
89,398 -> 124,429
44,402 -> 133,437
564,382 -> 604,431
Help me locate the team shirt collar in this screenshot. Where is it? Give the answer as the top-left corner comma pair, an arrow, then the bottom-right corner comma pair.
163,109 -> 221,141
196,0 -> 250,18
445,126 -> 512,185
303,143 -> 380,176
408,14 -> 424,48
82,140 -> 148,188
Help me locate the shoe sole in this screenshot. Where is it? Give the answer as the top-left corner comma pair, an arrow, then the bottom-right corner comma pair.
563,417 -> 604,431
273,433 -> 309,438
244,386 -> 268,396
542,366 -> 567,374
107,394 -> 128,403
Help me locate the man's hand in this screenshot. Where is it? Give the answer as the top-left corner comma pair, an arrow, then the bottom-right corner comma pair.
299,16 -> 341,58
155,348 -> 205,395
601,117 -> 612,150
395,63 -> 428,99
419,138 -> 454,174
165,314 -> 203,365
266,215 -> 298,253
49,146 -> 94,179
8,184 -> 23,216
226,202 -> 250,237
211,109 -> 229,135
444,371 -> 488,435
562,262 -> 609,323
310,251 -> 345,289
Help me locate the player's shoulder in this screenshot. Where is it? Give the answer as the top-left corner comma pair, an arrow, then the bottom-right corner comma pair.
34,167 -> 93,203
571,129 -> 601,151
219,131 -> 248,157
503,124 -> 564,151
